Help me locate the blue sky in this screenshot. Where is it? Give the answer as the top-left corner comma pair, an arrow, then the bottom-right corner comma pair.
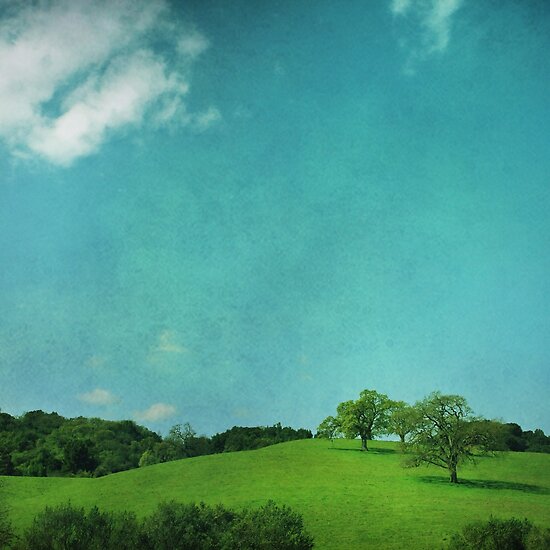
1,0 -> 549,435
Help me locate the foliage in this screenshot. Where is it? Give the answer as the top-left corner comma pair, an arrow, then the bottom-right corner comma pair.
231,500 -> 314,549
15,500 -> 314,550
0,411 -> 161,478
211,424 -> 312,454
469,421 -> 550,454
0,410 -> 312,477
448,517 -> 550,550
335,389 -> 394,450
0,482 -> 14,550
316,416 -> 342,442
388,401 -> 420,445
405,392 -> 493,483
139,501 -> 235,549
14,503 -> 140,550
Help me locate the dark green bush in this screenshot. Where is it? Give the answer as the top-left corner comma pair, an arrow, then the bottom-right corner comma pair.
16,503 -> 140,550
139,501 -> 236,550
0,483 -> 14,550
16,500 -> 314,550
0,509 -> 14,550
230,500 -> 314,550
448,517 -> 550,550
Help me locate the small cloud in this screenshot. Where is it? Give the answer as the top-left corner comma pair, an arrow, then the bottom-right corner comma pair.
177,31 -> 209,59
85,355 -> 107,369
274,61 -> 286,76
232,407 -> 252,420
390,0 -> 463,72
78,388 -> 118,406
135,402 -> 176,422
192,106 -> 221,132
391,0 -> 412,16
154,329 -> 187,354
233,105 -> 252,119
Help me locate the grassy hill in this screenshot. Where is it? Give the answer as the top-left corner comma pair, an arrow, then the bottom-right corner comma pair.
3,439 -> 550,549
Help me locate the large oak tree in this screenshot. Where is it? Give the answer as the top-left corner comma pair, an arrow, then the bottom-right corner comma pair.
406,392 -> 493,483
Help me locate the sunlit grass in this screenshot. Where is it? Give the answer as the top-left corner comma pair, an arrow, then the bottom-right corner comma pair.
3,439 -> 550,549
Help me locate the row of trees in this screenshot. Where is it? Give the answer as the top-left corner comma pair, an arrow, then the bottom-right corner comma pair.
0,411 -> 312,477
0,411 -> 160,477
139,423 -> 312,468
317,389 -> 513,483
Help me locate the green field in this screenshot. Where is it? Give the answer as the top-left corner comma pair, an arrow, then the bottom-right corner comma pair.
3,439 -> 550,549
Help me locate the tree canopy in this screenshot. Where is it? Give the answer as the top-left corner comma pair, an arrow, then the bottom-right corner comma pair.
335,389 -> 395,451
406,392 -> 493,483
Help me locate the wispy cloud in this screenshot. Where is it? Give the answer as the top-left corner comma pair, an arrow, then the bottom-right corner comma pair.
390,0 -> 413,16
0,0 -> 219,166
78,388 -> 118,406
390,0 -> 463,73
193,106 -> 222,132
153,330 -> 187,354
134,402 -> 177,422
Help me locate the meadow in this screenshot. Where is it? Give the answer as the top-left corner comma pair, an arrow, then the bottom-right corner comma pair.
3,439 -> 550,549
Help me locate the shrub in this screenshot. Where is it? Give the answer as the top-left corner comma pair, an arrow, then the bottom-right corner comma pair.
0,510 -> 14,550
16,500 -> 314,549
0,483 -> 14,550
448,517 -> 550,550
230,500 -> 314,550
526,525 -> 550,549
139,501 -> 236,550
16,503 -> 140,550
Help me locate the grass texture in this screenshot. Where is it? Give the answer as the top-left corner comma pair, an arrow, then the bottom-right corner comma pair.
2,439 -> 550,549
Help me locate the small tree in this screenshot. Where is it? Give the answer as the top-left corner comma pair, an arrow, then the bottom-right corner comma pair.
406,392 -> 492,483
388,402 -> 420,446
166,423 -> 197,459
336,389 -> 394,451
316,416 -> 342,444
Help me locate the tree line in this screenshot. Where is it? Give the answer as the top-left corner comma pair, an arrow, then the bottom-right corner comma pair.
316,388 -> 550,484
0,410 -> 312,478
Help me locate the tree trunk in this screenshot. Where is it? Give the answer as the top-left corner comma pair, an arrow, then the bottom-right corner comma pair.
399,434 -> 405,443
361,437 -> 368,451
449,467 -> 458,483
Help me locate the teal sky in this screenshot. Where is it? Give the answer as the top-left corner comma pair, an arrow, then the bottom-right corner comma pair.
1,0 -> 549,435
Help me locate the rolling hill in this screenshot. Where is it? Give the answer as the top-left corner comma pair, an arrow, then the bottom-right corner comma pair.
3,439 -> 550,549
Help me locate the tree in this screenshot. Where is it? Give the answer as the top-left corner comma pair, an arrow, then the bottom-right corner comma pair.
62,438 -> 98,474
336,389 -> 394,451
316,416 -> 342,443
388,402 -> 420,446
165,423 -> 197,459
406,392 -> 492,483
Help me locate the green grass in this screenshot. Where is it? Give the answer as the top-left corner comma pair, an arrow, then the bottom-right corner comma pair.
3,439 -> 550,549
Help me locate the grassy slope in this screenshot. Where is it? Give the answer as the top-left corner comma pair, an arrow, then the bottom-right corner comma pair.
3,439 -> 550,549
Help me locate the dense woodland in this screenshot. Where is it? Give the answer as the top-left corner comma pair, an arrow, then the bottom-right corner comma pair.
0,410 -> 312,478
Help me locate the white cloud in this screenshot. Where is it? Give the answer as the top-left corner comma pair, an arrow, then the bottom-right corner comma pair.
177,31 -> 210,59
154,329 -> 188,354
135,402 -> 177,422
78,388 -> 118,406
390,0 -> 463,72
422,0 -> 462,53
0,0 -> 216,166
193,106 -> 222,132
391,0 -> 412,15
